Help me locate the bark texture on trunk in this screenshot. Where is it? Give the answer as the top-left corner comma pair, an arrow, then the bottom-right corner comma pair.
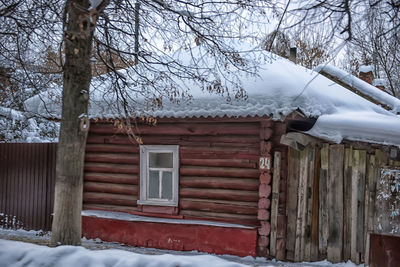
51,0 -> 93,246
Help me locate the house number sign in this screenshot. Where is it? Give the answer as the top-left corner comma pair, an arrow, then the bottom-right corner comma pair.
259,156 -> 271,170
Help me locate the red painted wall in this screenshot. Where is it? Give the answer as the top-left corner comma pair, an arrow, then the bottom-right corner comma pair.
82,216 -> 257,257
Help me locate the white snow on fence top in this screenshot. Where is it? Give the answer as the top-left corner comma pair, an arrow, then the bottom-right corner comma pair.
24,48 -> 400,146
314,64 -> 400,114
359,65 -> 374,73
82,210 -> 255,229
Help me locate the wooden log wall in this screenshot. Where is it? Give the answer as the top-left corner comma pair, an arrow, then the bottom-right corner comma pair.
83,118 -> 269,227
284,144 -> 400,264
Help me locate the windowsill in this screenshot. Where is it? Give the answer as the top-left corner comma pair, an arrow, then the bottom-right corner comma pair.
137,204 -> 179,216
137,199 -> 178,207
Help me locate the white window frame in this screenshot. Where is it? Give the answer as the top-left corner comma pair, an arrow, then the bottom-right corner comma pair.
138,145 -> 179,206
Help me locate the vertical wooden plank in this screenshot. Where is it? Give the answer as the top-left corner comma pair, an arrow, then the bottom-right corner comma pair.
343,146 -> 352,261
39,143 -> 47,230
350,149 -> 366,264
327,144 -> 344,263
14,144 -> 22,228
19,144 -> 28,229
49,143 -> 57,230
357,150 -> 366,261
364,154 -> 376,266
45,143 -> 55,230
4,144 -> 11,228
304,147 -> 315,262
270,151 -> 281,257
0,144 -> 5,216
318,144 -> 329,259
311,147 -> 320,261
0,144 -> 7,226
14,144 -> 21,228
286,147 -> 300,261
350,149 -> 360,264
33,143 -> 40,230
294,146 -> 309,262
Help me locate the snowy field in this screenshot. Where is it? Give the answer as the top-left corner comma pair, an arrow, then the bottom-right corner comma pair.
0,229 -> 363,267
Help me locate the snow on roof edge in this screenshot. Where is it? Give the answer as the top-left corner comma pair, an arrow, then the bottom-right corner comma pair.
314,64 -> 400,114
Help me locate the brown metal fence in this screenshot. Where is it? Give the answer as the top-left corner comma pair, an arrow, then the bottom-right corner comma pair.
0,143 -> 57,231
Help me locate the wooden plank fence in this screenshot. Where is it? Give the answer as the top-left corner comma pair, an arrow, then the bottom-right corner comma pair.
285,144 -> 400,264
0,143 -> 57,231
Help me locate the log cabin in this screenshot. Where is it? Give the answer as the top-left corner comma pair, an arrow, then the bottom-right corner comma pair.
24,53 -> 400,262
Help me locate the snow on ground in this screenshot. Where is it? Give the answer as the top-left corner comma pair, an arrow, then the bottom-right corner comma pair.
0,228 -> 363,267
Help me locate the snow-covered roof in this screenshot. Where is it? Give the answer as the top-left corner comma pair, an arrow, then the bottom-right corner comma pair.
359,65 -> 374,73
306,111 -> 400,146
24,50 -> 400,147
373,78 -> 386,87
314,64 -> 400,114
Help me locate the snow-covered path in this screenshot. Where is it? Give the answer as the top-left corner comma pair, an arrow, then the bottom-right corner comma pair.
0,229 -> 362,267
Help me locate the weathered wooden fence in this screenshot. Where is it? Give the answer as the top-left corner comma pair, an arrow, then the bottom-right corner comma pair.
0,143 -> 57,231
286,144 -> 400,264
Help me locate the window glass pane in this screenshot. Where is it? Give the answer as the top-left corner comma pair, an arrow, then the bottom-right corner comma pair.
162,171 -> 173,200
149,152 -> 173,168
149,170 -> 160,198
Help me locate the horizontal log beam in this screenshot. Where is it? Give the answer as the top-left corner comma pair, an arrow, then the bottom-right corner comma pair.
155,116 -> 271,124
85,152 -> 138,164
179,199 -> 257,215
87,134 -> 260,147
84,162 -> 138,174
180,158 -> 257,168
180,146 -> 259,155
84,181 -> 138,195
90,123 -> 260,136
179,197 -> 258,208
86,144 -> 138,154
180,166 -> 259,178
83,192 -> 138,206
180,210 -> 258,225
180,188 -> 259,202
180,151 -> 260,160
180,176 -> 259,191
93,115 -> 271,124
83,203 -> 138,213
84,172 -> 138,185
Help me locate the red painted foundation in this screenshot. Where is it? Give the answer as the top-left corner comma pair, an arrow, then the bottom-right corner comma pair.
82,215 -> 257,257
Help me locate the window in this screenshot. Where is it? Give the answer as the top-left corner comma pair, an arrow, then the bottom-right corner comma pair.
138,145 -> 179,206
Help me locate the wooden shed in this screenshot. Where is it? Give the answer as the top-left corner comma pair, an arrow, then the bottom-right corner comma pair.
25,54 -> 400,261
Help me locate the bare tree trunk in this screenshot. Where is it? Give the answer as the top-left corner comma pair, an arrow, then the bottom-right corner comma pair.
51,0 -> 93,246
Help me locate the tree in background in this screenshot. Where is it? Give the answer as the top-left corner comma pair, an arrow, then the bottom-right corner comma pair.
283,0 -> 399,97
340,3 -> 400,97
262,29 -> 331,69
